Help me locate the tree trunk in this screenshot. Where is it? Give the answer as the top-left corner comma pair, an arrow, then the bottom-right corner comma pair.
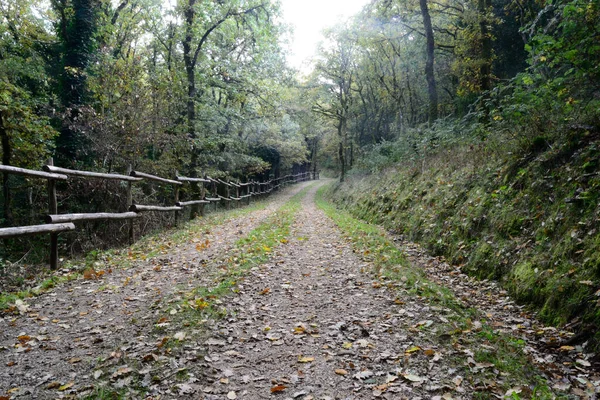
338,120 -> 346,182
479,0 -> 492,92
0,110 -> 13,226
182,0 -> 201,218
420,0 -> 439,123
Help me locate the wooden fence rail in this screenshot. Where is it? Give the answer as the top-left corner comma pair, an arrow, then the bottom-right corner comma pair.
1,161 -> 318,270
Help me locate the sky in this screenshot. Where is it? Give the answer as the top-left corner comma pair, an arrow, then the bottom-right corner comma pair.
280,0 -> 371,73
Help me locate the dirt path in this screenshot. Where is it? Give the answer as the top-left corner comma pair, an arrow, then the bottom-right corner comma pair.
194,182 -> 460,399
1,180 -> 599,399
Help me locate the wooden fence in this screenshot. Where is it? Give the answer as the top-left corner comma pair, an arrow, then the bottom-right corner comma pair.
0,159 -> 318,270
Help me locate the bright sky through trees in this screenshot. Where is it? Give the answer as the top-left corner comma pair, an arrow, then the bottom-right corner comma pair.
280,0 -> 370,73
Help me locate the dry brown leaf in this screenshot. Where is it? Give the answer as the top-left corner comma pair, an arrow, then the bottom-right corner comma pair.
156,337 -> 169,348
559,345 -> 575,352
259,288 -> 271,295
270,385 -> 287,393
83,268 -> 97,280
335,369 -> 348,376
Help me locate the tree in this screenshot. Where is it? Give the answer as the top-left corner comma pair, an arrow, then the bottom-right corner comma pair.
1,0 -> 58,225
312,26 -> 356,182
419,0 -> 439,122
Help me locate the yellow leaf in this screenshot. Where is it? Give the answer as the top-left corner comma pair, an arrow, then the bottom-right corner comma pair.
298,356 -> 315,363
405,346 -> 422,354
342,342 -> 353,349
335,369 -> 348,375
58,382 -> 74,391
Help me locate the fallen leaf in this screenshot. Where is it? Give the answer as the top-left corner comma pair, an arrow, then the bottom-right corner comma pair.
227,391 -> 237,399
576,359 -> 591,367
58,382 -> 74,391
156,337 -> 169,348
15,300 -> 30,314
174,332 -> 186,341
46,382 -> 61,389
342,342 -> 353,349
17,335 -> 32,343
424,349 -> 436,357
298,356 -> 315,363
354,370 -> 374,380
405,346 -> 421,354
270,385 -> 287,393
402,374 -> 424,382
259,288 -> 271,295
335,369 -> 348,376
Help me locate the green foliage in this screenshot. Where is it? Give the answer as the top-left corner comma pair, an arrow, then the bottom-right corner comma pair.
0,0 -> 58,168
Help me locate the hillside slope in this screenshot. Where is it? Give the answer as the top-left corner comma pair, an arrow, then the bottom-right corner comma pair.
326,132 -> 600,347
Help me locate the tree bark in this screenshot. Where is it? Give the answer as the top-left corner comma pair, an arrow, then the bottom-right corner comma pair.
338,119 -> 346,182
182,0 -> 202,218
420,0 -> 439,123
479,0 -> 492,92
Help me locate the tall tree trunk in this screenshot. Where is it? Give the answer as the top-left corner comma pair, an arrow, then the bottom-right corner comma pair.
0,110 -> 13,226
420,0 -> 438,123
182,0 -> 201,218
479,0 -> 492,92
52,0 -> 100,162
338,119 -> 346,182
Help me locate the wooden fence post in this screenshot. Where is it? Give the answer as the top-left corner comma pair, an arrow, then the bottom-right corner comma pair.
200,179 -> 206,217
47,158 -> 58,270
127,165 -> 134,244
174,170 -> 180,226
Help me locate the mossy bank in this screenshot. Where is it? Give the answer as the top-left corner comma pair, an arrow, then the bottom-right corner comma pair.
325,133 -> 600,348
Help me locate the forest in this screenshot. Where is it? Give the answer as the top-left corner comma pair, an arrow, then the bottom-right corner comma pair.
1,0 -> 600,345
